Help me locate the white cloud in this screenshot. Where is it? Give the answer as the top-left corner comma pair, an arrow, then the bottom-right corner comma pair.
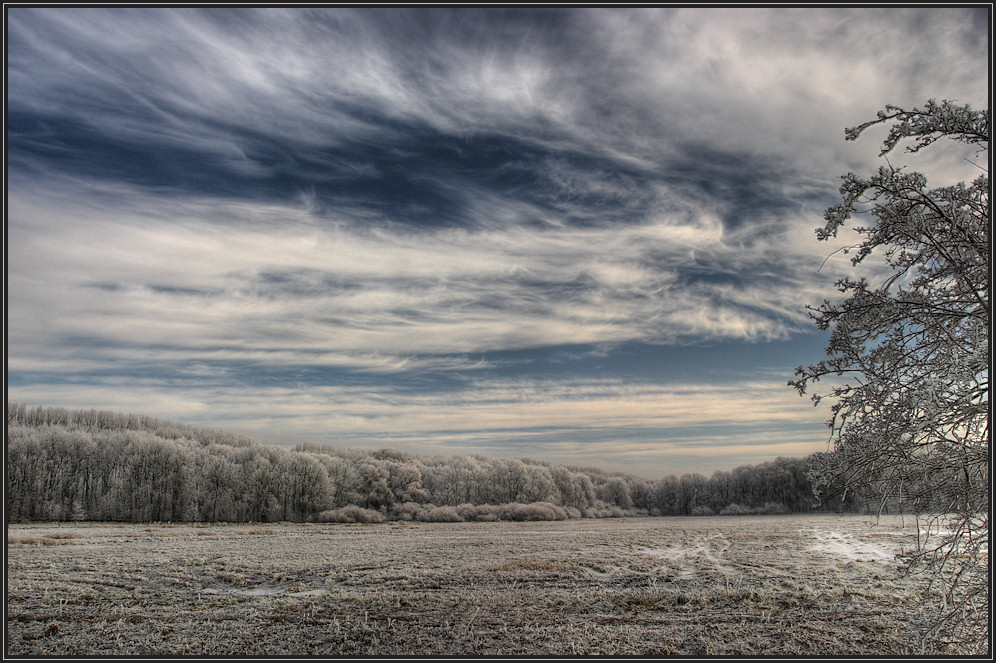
7,174 -> 843,372
577,8 -> 988,177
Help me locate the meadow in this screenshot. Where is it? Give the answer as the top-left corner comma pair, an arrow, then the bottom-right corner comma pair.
6,514 -> 923,656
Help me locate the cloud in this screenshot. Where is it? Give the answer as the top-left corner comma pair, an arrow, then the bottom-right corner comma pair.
7,172 -> 838,373
7,8 -> 986,207
6,8 -> 987,475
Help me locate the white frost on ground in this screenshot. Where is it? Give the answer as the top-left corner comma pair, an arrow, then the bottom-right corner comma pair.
636,532 -> 737,577
808,529 -> 897,564
8,516 -> 925,656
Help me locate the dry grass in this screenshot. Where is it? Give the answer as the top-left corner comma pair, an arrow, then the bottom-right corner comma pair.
494,560 -> 572,572
6,515 -> 927,656
9,532 -> 83,546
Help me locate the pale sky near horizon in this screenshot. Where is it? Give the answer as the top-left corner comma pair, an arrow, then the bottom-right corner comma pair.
6,7 -> 989,478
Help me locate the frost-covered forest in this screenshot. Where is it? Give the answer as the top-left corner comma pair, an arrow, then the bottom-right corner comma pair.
9,404 -> 831,524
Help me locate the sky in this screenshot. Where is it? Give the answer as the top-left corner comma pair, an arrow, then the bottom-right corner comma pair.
5,7 -> 990,478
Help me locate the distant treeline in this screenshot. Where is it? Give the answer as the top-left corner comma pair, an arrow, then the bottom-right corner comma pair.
8,403 -> 843,524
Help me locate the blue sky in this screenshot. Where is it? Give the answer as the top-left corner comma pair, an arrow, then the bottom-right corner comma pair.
6,7 -> 989,477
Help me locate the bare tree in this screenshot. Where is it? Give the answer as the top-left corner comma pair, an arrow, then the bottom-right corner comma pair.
791,99 -> 989,654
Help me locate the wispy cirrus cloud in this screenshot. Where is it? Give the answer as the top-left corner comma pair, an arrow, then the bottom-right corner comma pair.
7,174 -> 833,367
8,8 -> 986,209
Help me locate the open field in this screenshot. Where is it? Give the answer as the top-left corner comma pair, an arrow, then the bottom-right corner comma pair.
7,514 -> 924,656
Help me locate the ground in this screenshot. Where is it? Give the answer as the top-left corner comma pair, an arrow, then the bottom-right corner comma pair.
6,514 -> 923,656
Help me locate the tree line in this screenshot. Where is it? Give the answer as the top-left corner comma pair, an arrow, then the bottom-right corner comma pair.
9,403 -> 855,524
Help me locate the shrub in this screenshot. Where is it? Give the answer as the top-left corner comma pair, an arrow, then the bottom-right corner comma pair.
315,506 -> 385,524
416,506 -> 463,522
456,503 -> 501,522
502,502 -> 568,522
585,505 -> 626,519
389,502 -> 423,521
